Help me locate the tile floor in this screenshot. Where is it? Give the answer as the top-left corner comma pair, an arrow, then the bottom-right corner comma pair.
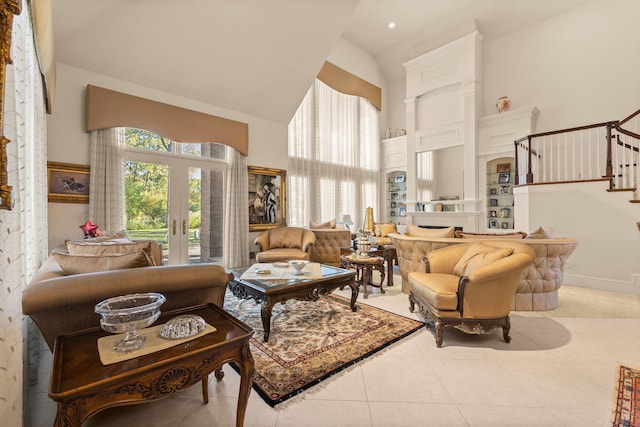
27,271 -> 640,427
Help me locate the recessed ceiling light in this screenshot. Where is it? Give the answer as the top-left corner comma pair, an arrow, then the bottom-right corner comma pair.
388,22 -> 396,29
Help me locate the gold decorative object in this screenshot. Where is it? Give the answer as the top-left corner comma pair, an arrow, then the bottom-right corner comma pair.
0,0 -> 22,210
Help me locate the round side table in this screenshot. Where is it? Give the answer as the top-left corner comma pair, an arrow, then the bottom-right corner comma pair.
339,254 -> 385,299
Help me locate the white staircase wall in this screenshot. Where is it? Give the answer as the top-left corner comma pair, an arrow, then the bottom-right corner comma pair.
514,180 -> 640,295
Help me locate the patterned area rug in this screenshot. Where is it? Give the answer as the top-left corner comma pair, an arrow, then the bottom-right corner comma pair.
611,363 -> 640,426
224,291 -> 424,407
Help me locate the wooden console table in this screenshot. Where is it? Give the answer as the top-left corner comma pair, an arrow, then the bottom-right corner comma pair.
49,304 -> 254,427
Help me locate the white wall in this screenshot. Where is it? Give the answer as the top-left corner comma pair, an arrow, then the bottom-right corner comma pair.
483,0 -> 640,131
47,63 -> 287,249
47,39 -> 384,254
514,181 -> 640,295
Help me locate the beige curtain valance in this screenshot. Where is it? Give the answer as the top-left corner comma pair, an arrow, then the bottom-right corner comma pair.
317,61 -> 381,110
85,85 -> 249,155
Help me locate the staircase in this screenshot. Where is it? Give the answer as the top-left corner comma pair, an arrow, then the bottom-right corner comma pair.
514,108 -> 640,202
512,110 -> 640,295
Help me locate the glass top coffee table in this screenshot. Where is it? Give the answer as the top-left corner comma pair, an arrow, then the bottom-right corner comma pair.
228,263 -> 357,341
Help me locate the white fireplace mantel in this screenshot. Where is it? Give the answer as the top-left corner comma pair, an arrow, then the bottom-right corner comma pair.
405,211 -> 483,232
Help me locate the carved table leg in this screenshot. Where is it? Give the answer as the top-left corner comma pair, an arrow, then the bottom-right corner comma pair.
54,401 -> 82,427
201,376 -> 209,404
378,264 -> 386,294
386,252 -> 394,286
361,265 -> 371,299
348,278 -> 359,311
236,343 -> 255,427
214,368 -> 225,381
261,299 -> 273,342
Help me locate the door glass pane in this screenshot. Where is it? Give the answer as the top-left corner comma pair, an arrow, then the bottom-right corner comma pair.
188,167 -> 224,264
181,142 -> 226,160
124,160 -> 169,264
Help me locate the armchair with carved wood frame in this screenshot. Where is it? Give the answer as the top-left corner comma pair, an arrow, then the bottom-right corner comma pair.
408,241 -> 534,347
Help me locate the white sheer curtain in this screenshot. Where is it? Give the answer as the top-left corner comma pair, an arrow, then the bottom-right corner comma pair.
0,1 -> 47,424
288,79 -> 379,229
223,146 -> 249,268
89,128 -> 125,232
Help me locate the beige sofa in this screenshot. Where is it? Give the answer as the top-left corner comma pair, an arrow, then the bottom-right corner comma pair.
389,233 -> 578,311
308,228 -> 352,266
22,239 -> 231,350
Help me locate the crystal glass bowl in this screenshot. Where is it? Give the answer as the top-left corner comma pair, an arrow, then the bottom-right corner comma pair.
160,314 -> 206,339
95,293 -> 166,353
289,260 -> 308,276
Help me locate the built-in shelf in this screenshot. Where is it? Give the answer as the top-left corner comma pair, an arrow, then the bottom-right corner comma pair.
486,158 -> 515,230
386,171 -> 406,224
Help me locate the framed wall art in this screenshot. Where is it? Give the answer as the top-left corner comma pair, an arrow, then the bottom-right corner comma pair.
496,163 -> 511,173
47,162 -> 90,203
498,173 -> 511,184
248,166 -> 286,231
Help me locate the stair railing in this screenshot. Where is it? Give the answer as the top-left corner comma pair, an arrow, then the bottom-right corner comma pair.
515,108 -> 640,194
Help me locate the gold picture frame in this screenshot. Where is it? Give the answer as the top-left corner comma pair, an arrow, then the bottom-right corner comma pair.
248,166 -> 286,231
47,162 -> 90,203
496,163 -> 511,173
0,1 -> 22,210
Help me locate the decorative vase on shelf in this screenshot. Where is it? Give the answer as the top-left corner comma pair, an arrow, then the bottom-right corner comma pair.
496,96 -> 511,113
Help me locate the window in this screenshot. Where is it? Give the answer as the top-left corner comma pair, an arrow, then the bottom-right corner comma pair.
288,80 -> 379,228
123,128 -> 227,265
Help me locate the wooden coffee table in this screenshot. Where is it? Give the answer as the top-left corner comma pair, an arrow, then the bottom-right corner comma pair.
49,304 -> 254,427
228,264 -> 357,341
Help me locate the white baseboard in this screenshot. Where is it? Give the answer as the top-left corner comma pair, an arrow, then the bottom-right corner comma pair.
564,273 -> 640,295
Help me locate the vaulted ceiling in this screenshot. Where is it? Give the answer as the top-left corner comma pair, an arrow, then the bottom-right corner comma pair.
52,0 -> 595,125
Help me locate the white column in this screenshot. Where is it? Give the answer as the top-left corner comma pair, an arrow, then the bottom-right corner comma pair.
462,78 -> 479,217
405,96 -> 417,216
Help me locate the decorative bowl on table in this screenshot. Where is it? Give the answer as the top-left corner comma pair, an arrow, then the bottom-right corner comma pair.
95,292 -> 166,353
160,314 -> 206,339
289,260 -> 308,276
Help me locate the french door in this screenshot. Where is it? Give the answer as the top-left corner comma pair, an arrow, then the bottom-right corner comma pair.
124,150 -> 225,265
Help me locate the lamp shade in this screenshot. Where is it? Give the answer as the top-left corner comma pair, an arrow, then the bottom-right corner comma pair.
341,214 -> 353,225
363,207 -> 374,232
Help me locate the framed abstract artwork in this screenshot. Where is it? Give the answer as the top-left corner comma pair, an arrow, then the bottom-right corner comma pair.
248,166 -> 286,231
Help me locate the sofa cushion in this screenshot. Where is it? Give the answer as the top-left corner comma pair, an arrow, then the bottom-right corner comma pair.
408,224 -> 455,238
53,251 -> 154,275
67,230 -> 131,244
380,223 -> 397,237
409,272 -> 459,310
455,231 -> 527,239
268,227 -> 305,249
453,242 -> 514,277
310,219 -> 336,229
526,226 -> 555,239
66,240 -> 158,265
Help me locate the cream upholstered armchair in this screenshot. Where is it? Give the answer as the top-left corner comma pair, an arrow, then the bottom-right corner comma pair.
254,226 -> 316,263
408,241 -> 534,347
